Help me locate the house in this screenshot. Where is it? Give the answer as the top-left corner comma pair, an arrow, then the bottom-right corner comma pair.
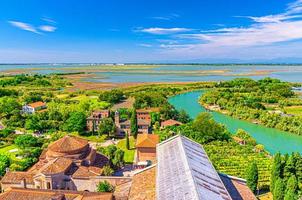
160,119 -> 182,129
114,109 -> 154,136
135,134 -> 159,164
22,101 -> 47,114
87,110 -> 110,132
1,135 -> 130,193
136,109 -> 152,134
0,187 -> 113,200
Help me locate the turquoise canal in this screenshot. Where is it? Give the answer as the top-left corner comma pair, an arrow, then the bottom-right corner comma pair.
168,91 -> 302,154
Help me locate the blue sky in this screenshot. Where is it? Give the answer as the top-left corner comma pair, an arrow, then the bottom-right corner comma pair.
1,0 -> 302,63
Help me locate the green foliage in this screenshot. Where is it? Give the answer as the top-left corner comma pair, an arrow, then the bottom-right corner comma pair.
284,175 -> 298,200
273,178 -> 285,200
14,134 -> 41,149
235,129 -> 256,146
0,97 -> 21,117
97,180 -> 114,192
200,78 -> 302,135
102,165 -> 114,176
0,154 -> 11,176
98,118 -> 116,136
246,162 -> 259,193
62,111 -> 86,132
126,134 -> 130,150
205,140 -> 271,189
131,109 -> 138,138
99,89 -> 124,104
270,153 -> 282,192
100,145 -> 125,169
112,149 -> 124,168
183,112 -> 230,143
177,109 -> 191,123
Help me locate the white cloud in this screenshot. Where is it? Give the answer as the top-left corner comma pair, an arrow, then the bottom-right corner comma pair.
157,0 -> 302,60
151,13 -> 180,21
138,27 -> 192,35
138,43 -> 153,47
39,25 -> 57,32
8,21 -> 40,34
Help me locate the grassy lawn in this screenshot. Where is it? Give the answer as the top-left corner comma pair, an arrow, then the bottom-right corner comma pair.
117,136 -> 136,163
284,106 -> 302,116
0,144 -> 22,161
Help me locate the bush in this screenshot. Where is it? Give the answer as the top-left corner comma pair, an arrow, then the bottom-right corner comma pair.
97,180 -> 114,192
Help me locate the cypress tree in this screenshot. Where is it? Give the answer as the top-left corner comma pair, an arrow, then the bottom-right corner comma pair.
284,153 -> 296,181
284,175 -> 298,200
126,133 -> 130,150
131,109 -> 138,138
246,162 -> 258,194
273,178 -> 285,200
270,152 -> 282,192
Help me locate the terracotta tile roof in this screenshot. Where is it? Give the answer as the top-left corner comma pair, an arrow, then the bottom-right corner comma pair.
48,135 -> 88,153
136,134 -> 159,148
40,157 -> 73,175
72,166 -> 103,179
114,180 -> 132,200
27,101 -> 46,108
128,165 -> 156,200
161,119 -> 182,127
219,174 -> 257,200
0,187 -> 113,200
1,171 -> 34,184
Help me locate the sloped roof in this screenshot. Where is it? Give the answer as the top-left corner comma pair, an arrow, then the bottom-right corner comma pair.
1,171 -> 34,184
40,157 -> 73,175
72,166 -> 103,179
161,119 -> 182,127
27,101 -> 46,108
136,134 -> 159,148
137,119 -> 151,126
47,135 -> 88,153
219,174 -> 257,200
156,135 -> 232,200
128,165 -> 156,200
0,187 -> 113,200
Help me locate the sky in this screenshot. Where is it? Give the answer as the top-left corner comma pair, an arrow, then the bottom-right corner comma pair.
1,0 -> 302,63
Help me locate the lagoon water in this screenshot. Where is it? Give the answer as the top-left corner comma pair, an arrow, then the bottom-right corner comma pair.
1,64 -> 302,83
169,91 -> 302,154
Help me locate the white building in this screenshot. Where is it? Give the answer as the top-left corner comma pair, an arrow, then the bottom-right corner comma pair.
22,101 -> 47,114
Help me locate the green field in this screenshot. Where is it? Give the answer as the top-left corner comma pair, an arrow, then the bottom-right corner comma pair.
117,136 -> 136,163
284,106 -> 302,116
0,144 -> 22,161
205,141 -> 272,189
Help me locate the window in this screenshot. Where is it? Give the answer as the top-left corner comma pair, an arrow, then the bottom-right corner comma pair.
47,182 -> 51,189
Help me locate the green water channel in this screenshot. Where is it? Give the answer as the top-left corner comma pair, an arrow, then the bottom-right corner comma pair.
168,90 -> 302,154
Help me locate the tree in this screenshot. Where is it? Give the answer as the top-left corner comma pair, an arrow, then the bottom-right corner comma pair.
112,149 -> 124,168
14,134 -> 40,149
190,112 -> 230,143
273,178 -> 285,200
126,134 -> 130,150
99,89 -> 124,104
98,118 -> 116,137
0,97 -> 21,117
283,154 -> 296,181
131,109 -> 138,138
0,155 -> 11,176
284,175 -> 298,200
246,162 -> 258,194
62,112 -> 86,132
102,165 -> 114,176
270,152 -> 282,192
97,180 -> 114,192
177,109 -> 191,123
